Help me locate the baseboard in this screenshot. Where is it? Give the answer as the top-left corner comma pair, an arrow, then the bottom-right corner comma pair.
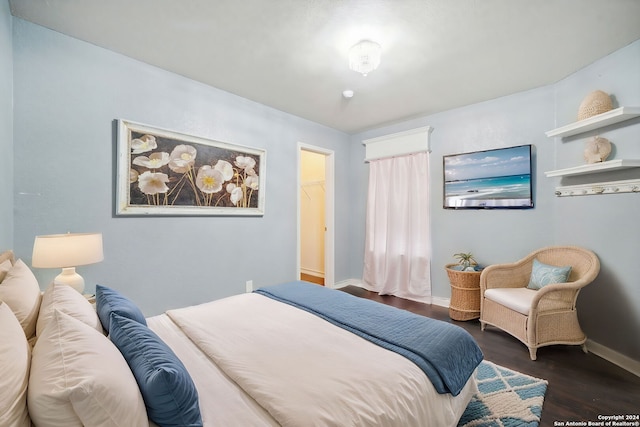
586,339 -> 640,378
331,278 -> 363,290
300,268 -> 324,278
431,296 -> 450,308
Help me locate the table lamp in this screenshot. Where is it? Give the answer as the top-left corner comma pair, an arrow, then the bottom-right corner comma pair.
32,232 -> 104,293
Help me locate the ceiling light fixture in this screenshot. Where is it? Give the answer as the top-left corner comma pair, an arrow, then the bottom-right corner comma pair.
348,40 -> 381,77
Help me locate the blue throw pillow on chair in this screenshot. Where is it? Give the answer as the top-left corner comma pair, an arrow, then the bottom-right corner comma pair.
527,259 -> 572,290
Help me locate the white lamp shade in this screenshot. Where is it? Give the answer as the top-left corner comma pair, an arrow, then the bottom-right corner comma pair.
32,233 -> 104,268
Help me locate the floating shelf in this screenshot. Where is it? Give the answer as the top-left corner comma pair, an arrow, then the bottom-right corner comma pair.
554,179 -> 640,197
545,159 -> 640,177
545,106 -> 640,138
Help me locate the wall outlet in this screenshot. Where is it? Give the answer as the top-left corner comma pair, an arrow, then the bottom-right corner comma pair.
245,280 -> 253,293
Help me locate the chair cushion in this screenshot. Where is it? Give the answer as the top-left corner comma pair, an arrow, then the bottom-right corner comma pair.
484,288 -> 537,315
527,258 -> 571,290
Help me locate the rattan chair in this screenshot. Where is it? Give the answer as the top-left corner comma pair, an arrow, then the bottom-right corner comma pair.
479,246 -> 600,360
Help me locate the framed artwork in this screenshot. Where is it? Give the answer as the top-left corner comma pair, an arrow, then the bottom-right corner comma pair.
116,119 -> 266,216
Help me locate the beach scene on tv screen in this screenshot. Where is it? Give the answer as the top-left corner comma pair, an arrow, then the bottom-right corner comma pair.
444,145 -> 532,208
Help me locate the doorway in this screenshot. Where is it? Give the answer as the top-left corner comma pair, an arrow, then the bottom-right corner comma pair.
298,144 -> 334,288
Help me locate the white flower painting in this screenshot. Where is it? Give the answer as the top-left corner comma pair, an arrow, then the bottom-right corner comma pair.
117,120 -> 265,216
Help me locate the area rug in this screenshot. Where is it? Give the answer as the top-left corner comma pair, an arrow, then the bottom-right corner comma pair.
458,360 -> 548,427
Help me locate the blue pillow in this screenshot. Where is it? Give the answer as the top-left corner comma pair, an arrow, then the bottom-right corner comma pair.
527,259 -> 572,290
109,313 -> 203,427
95,284 -> 147,334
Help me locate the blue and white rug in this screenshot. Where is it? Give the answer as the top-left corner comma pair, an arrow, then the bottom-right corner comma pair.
458,360 -> 548,427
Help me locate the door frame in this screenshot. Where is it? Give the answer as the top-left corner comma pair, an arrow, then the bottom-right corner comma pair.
297,143 -> 335,288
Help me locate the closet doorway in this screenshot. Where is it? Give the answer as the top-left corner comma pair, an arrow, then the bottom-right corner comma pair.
298,144 -> 334,288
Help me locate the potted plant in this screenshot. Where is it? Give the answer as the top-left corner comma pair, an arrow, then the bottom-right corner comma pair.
452,252 -> 478,271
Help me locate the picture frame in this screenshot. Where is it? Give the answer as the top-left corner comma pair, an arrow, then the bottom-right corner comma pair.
116,119 -> 266,216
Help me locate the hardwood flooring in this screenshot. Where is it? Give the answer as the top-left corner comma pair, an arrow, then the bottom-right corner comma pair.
300,273 -> 324,286
339,285 -> 640,426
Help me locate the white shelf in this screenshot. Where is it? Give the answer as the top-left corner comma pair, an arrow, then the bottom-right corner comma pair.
545,159 -> 640,177
545,106 -> 640,138
554,179 -> 640,197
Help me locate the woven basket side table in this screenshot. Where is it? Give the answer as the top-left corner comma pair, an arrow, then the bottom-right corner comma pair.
445,264 -> 482,321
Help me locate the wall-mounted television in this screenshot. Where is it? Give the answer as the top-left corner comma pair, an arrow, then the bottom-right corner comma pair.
443,144 -> 533,209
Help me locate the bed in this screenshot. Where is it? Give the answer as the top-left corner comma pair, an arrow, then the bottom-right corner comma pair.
0,249 -> 483,427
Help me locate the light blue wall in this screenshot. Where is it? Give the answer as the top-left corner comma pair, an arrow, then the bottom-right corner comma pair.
350,39 -> 640,361
349,87 -> 556,291
551,40 -> 640,360
0,0 -> 13,248
11,18 -> 352,315
427,86 -> 556,272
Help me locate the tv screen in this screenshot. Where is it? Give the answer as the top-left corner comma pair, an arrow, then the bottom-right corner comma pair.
443,144 -> 533,209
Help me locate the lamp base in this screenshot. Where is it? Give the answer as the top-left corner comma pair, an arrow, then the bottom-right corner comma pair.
53,267 -> 85,293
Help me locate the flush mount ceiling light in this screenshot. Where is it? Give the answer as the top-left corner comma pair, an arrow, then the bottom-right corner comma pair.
348,40 -> 381,76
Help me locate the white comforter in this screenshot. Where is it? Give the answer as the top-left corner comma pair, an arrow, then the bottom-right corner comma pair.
148,293 -> 476,426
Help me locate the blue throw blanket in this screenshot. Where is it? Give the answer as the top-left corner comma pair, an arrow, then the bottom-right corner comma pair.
254,281 -> 483,396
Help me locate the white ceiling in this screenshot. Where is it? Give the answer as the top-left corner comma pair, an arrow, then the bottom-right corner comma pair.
9,0 -> 640,134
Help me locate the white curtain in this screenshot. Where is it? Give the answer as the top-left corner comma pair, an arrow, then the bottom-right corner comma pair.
362,152 -> 431,302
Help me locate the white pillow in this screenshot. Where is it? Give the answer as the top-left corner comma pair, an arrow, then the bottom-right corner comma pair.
0,302 -> 31,427
29,310 -> 149,427
0,259 -> 42,340
37,282 -> 104,337
0,258 -> 12,283
0,249 -> 15,266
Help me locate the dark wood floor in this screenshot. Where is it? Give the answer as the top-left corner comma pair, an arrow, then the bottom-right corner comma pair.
339,285 -> 640,426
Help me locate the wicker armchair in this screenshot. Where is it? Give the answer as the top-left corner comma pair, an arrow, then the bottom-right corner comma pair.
480,246 -> 600,360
